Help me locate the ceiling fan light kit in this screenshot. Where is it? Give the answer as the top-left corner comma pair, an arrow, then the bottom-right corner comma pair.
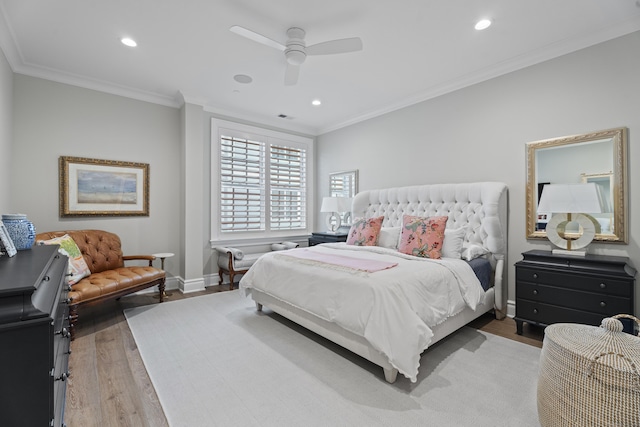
230,25 -> 363,85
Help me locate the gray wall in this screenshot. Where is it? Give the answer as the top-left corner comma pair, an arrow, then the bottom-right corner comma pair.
0,48 -> 12,213
11,75 -> 182,279
316,31 -> 640,315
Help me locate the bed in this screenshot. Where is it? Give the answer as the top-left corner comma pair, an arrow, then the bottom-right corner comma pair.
240,182 -> 508,383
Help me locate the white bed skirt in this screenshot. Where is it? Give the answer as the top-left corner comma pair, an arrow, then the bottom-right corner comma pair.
250,287 -> 496,383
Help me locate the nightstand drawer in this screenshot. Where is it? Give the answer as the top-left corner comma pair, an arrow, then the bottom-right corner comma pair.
516,267 -> 632,298
517,282 -> 631,316
516,300 -> 608,327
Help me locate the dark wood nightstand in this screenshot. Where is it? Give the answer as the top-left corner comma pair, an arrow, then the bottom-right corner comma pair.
514,250 -> 636,334
308,232 -> 348,246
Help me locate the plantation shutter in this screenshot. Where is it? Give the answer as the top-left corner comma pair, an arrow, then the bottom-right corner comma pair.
219,135 -> 265,232
269,144 -> 306,230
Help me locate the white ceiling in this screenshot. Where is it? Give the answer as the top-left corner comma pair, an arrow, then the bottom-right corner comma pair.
1,1 -> 640,136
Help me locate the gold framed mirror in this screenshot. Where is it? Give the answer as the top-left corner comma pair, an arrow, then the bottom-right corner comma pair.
526,127 -> 628,243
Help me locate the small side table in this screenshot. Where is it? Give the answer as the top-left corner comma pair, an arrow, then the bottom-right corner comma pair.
153,252 -> 174,299
308,232 -> 348,246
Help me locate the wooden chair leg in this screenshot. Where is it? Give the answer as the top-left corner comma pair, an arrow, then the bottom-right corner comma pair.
227,252 -> 235,291
158,279 -> 165,303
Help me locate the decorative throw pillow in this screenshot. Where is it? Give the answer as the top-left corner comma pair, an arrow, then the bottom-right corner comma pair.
377,226 -> 401,249
398,215 -> 448,259
39,234 -> 91,284
461,243 -> 490,261
441,226 -> 467,259
346,216 -> 384,246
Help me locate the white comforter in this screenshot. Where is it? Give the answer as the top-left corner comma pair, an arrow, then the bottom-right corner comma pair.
239,243 -> 486,382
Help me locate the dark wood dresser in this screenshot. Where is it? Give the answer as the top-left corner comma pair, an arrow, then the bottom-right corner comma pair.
0,245 -> 71,427
308,232 -> 348,246
514,250 -> 636,334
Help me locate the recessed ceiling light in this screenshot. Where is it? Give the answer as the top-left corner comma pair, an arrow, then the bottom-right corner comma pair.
474,19 -> 492,30
311,99 -> 322,106
121,37 -> 137,47
233,74 -> 253,84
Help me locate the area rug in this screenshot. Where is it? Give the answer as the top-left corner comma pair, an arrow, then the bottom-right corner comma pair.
125,290 -> 541,427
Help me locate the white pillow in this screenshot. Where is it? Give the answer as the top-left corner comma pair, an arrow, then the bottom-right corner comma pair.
461,243 -> 489,261
441,227 -> 466,259
377,226 -> 401,249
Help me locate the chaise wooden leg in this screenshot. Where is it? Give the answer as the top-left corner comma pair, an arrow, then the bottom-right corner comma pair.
218,268 -> 224,286
229,272 -> 235,291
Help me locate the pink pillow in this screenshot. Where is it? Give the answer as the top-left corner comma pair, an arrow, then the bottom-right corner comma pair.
398,215 -> 448,259
346,216 -> 384,246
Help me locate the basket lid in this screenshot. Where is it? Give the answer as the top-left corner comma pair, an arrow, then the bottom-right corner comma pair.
545,315 -> 640,374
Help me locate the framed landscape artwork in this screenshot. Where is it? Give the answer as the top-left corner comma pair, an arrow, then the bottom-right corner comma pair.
59,156 -> 149,217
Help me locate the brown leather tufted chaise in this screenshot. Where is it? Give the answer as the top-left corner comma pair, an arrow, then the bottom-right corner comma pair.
35,229 -> 166,340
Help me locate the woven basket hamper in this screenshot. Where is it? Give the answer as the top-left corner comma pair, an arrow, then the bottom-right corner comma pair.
537,314 -> 640,427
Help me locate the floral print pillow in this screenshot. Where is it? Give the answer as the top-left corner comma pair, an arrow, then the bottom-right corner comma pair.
346,216 -> 384,246
398,215 -> 448,259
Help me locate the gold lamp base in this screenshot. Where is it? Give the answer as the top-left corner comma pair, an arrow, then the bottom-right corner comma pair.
546,213 -> 596,256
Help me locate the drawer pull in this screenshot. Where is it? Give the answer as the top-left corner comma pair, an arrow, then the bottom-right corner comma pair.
600,283 -> 606,289
600,301 -> 606,307
43,275 -> 50,282
64,297 -> 73,304
533,289 -> 538,295
56,371 -> 70,381
533,308 -> 539,314
532,273 -> 538,279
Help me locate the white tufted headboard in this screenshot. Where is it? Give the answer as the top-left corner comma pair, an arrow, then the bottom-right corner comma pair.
352,182 -> 508,315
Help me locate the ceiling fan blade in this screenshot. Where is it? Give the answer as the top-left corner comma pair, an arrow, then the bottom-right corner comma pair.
284,64 -> 299,86
306,37 -> 363,55
229,25 -> 286,51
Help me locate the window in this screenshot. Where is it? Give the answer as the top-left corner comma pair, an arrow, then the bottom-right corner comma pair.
212,119 -> 314,242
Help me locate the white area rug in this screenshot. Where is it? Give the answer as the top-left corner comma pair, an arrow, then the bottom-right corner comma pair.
125,290 -> 541,427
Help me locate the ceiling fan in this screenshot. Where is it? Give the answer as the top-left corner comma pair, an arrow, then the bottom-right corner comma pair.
230,25 -> 363,86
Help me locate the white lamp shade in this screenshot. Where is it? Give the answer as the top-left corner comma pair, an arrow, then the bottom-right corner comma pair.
537,183 -> 603,214
321,197 -> 352,213
321,197 -> 340,213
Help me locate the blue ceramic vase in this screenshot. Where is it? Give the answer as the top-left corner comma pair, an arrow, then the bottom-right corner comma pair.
1,214 -> 36,250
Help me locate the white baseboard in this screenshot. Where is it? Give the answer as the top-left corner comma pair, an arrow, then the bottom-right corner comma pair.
203,273 -> 219,287
134,276 -> 180,295
180,277 -> 206,293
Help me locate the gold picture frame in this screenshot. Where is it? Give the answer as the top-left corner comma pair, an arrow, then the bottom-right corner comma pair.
59,156 -> 149,217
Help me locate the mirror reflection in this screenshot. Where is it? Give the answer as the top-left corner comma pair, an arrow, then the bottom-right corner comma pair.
526,127 -> 628,243
329,170 -> 358,198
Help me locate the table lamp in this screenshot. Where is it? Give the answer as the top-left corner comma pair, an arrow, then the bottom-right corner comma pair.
321,197 -> 352,233
537,183 -> 603,256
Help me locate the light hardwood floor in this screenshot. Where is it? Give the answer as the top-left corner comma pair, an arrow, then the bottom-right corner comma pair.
65,286 -> 544,426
